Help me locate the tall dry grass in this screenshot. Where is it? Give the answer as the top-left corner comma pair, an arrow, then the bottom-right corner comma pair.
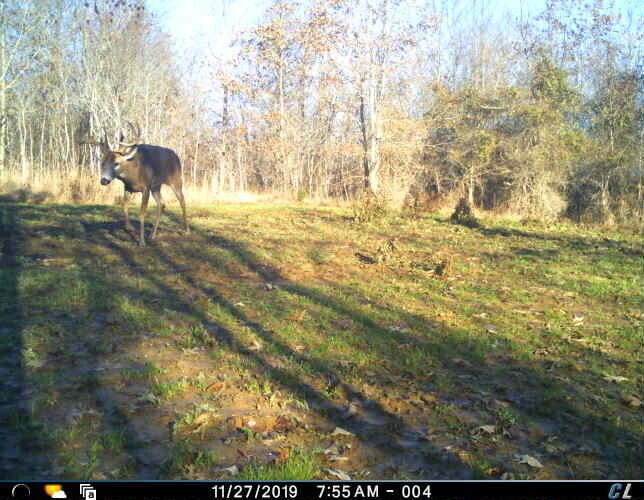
0,170 -> 265,206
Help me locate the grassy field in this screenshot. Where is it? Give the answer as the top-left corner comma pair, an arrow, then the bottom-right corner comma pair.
0,201 -> 642,479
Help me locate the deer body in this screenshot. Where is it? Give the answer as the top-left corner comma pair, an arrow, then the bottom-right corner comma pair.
109,145 -> 182,193
96,128 -> 189,247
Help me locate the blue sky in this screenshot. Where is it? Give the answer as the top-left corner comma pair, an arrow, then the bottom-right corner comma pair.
146,0 -> 270,60
146,0 -> 551,59
146,0 -> 642,63
145,0 -> 641,106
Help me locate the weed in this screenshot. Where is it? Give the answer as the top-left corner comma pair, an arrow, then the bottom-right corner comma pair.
162,439 -> 218,476
238,447 -> 322,480
495,406 -> 519,429
151,378 -> 188,400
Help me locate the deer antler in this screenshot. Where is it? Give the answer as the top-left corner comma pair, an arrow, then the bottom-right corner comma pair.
118,121 -> 141,147
79,129 -> 110,152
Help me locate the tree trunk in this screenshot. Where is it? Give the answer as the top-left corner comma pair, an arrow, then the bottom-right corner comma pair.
468,167 -> 475,206
358,76 -> 381,194
0,3 -> 6,176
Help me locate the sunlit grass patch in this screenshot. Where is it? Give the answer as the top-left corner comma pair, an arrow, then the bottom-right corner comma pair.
151,378 -> 189,400
238,447 -> 322,480
2,202 -> 643,480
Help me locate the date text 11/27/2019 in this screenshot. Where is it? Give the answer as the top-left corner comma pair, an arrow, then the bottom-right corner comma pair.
210,483 -> 432,500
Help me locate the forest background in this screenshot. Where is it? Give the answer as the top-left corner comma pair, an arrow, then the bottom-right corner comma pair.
1,0 -> 642,224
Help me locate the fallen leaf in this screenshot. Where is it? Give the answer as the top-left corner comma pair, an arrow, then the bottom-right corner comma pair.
206,382 -> 225,392
248,340 -> 262,351
325,468 -> 351,480
484,324 -> 497,334
472,425 -> 496,435
621,395 -> 642,408
273,415 -> 294,433
484,467 -> 502,477
273,449 -> 290,464
193,413 -> 212,426
222,465 -> 239,476
516,454 -> 543,468
420,393 -> 437,404
331,427 -> 355,437
602,374 -> 629,383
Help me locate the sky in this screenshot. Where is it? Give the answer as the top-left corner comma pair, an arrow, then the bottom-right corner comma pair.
145,0 -> 558,62
146,0 -> 270,62
147,0 -> 642,59
145,0 -> 642,112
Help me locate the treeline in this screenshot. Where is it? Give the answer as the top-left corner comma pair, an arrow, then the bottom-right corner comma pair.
1,0 -> 642,223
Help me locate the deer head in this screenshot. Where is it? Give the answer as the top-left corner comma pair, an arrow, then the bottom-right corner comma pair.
95,122 -> 141,185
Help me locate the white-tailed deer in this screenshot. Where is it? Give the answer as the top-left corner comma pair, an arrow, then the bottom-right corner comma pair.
87,123 -> 189,246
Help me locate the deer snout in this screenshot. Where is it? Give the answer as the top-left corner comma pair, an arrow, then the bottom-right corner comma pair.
101,177 -> 112,186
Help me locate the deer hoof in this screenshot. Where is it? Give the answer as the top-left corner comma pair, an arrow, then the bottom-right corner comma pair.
185,228 -> 191,235
138,240 -> 146,247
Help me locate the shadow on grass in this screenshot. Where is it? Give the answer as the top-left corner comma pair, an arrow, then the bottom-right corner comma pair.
164,213 -> 642,477
466,221 -> 643,258
1,202 -> 641,479
0,204 -> 36,477
0,203 -> 179,478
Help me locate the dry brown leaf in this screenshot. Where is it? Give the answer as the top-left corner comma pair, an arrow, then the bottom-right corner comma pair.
277,449 -> 290,463
331,427 -> 355,437
325,468 -> 351,480
206,381 -> 225,392
473,425 -> 496,435
516,454 -> 543,468
193,413 -> 212,426
484,467 -> 502,477
621,395 -> 642,408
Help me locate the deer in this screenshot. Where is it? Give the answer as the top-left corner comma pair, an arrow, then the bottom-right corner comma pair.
87,122 -> 189,247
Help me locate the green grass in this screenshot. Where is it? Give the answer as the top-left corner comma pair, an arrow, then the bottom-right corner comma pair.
238,448 -> 322,480
162,438 -> 219,477
0,201 -> 642,480
151,378 -> 188,400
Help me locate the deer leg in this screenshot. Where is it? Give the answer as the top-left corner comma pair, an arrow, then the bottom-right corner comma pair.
139,189 -> 150,247
122,190 -> 134,231
150,189 -> 163,240
171,185 -> 190,234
